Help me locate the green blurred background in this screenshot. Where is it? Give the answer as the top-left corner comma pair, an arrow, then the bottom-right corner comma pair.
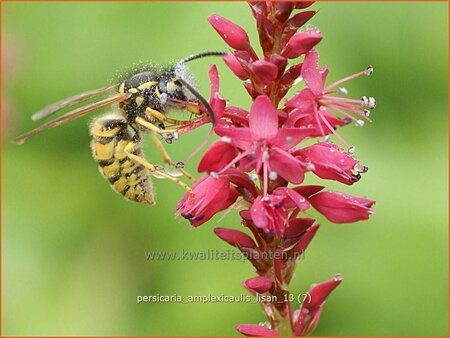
2,2 -> 448,336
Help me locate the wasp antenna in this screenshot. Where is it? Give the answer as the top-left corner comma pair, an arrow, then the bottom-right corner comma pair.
177,78 -> 216,125
179,51 -> 227,64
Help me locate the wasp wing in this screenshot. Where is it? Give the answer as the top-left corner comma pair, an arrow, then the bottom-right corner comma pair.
13,93 -> 131,145
31,84 -> 119,121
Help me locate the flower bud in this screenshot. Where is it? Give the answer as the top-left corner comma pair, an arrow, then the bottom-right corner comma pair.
243,276 -> 274,294
223,53 -> 249,80
208,15 -> 252,51
281,29 -> 323,59
309,190 -> 375,223
214,227 -> 257,249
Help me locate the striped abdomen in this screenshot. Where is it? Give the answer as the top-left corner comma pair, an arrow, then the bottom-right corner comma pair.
90,113 -> 155,205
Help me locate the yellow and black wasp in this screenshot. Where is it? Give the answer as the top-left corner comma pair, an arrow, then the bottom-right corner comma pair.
13,51 -> 226,205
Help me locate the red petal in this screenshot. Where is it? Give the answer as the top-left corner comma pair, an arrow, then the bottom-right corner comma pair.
271,127 -> 314,150
249,95 -> 279,140
293,222 -> 319,255
292,185 -> 324,198
208,64 -> 220,97
198,141 -> 237,173
274,187 -> 310,211
224,168 -> 259,197
294,1 -> 315,9
250,196 -> 268,230
304,275 -> 342,310
214,124 -> 252,150
214,227 -> 257,249
208,15 -> 252,51
282,11 -> 316,45
243,276 -> 274,293
284,217 -> 315,245
223,53 -> 249,80
281,30 -> 322,59
236,324 -> 277,337
309,190 -> 375,223
269,148 -> 304,184
251,60 -> 279,85
301,49 -> 324,95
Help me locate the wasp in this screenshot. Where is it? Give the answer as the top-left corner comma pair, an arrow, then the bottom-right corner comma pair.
13,51 -> 226,205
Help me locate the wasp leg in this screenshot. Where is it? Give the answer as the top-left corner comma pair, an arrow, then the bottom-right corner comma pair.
135,116 -> 178,135
150,134 -> 197,183
124,143 -> 192,192
145,107 -> 191,126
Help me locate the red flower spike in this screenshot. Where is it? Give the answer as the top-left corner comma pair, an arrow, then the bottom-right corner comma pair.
177,176 -> 239,227
180,3 -> 375,336
281,30 -> 323,59
236,324 -> 277,337
208,15 -> 253,52
243,276 -> 274,294
309,190 -> 375,223
214,227 -> 257,249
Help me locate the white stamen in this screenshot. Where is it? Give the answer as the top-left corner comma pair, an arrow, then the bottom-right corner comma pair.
338,87 -> 348,95
361,96 -> 376,109
306,162 -> 316,171
269,171 -> 278,180
221,136 -> 232,143
173,131 -> 179,140
355,120 -> 365,127
364,65 -> 374,75
262,150 -> 270,162
323,135 -> 330,142
363,109 -> 371,117
348,146 -> 356,154
210,171 -> 219,179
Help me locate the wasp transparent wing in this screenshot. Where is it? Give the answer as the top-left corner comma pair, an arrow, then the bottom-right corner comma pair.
13,93 -> 131,145
31,84 -> 119,121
